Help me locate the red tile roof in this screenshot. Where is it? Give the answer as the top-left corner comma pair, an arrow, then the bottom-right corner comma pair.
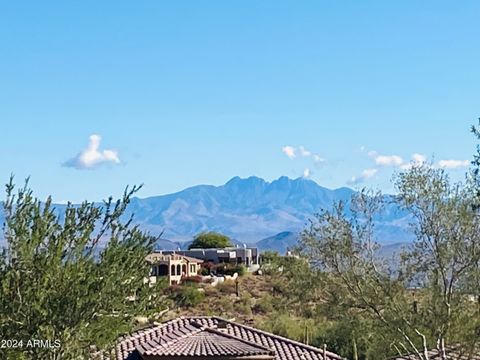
137,325 -> 274,358
114,316 -> 344,360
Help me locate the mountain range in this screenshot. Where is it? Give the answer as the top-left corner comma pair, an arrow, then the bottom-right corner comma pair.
0,176 -> 415,253
122,176 -> 414,251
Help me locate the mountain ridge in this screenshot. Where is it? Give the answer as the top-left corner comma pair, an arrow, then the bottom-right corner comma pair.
121,176 -> 412,244
0,176 -> 414,249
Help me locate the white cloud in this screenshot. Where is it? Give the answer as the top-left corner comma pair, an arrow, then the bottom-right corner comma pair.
348,168 -> 378,185
437,159 -> 470,169
374,154 -> 404,167
303,168 -> 311,178
400,153 -> 427,170
63,134 -> 121,170
367,150 -> 408,168
282,145 -> 296,159
412,153 -> 426,164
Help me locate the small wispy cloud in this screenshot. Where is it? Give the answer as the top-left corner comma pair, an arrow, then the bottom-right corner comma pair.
282,145 -> 296,159
303,168 -> 311,178
281,145 -> 325,162
348,168 -> 378,185
63,134 -> 121,170
437,159 -> 470,169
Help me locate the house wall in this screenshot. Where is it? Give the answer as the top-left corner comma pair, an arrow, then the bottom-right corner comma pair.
161,247 -> 259,266
151,256 -> 201,285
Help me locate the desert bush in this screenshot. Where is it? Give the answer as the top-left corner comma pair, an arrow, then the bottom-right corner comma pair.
261,314 -> 305,342
216,296 -> 235,313
233,264 -> 246,276
199,267 -> 210,276
235,301 -> 253,317
182,275 -> 203,284
200,262 -> 215,275
216,281 -> 236,294
215,264 -> 246,276
169,284 -> 204,308
253,295 -> 274,314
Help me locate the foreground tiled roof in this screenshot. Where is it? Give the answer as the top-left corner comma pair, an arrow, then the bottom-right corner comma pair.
392,344 -> 480,360
115,316 -> 344,360
136,323 -> 274,358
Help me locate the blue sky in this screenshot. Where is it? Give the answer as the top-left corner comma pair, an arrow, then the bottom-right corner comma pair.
0,1 -> 478,202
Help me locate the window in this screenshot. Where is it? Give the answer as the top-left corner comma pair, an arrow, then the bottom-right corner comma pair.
182,264 -> 187,274
176,264 -> 181,275
158,264 -> 168,276
171,265 -> 175,275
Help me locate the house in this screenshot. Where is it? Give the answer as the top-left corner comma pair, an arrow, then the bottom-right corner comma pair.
113,316 -> 344,360
158,246 -> 259,268
146,253 -> 203,285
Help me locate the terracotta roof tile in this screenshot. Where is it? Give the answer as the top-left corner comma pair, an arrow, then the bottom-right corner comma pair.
139,327 -> 273,357
113,316 -> 344,360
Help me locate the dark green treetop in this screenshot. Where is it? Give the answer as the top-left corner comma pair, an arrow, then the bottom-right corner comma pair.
188,231 -> 232,249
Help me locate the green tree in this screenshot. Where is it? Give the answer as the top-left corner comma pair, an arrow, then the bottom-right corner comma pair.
299,166 -> 480,359
188,231 -> 232,249
0,178 -> 167,360
395,165 -> 480,357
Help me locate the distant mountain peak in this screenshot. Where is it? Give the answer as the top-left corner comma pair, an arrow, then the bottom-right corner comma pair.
0,175 -> 413,250
225,176 -> 242,185
225,175 -> 266,185
275,175 -> 291,183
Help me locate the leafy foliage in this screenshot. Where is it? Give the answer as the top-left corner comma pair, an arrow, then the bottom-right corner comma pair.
297,166 -> 480,359
0,178 -> 167,359
215,263 -> 246,276
188,231 -> 232,249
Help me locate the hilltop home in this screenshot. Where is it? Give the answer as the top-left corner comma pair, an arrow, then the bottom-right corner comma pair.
112,316 -> 344,360
159,246 -> 259,267
146,253 -> 203,285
